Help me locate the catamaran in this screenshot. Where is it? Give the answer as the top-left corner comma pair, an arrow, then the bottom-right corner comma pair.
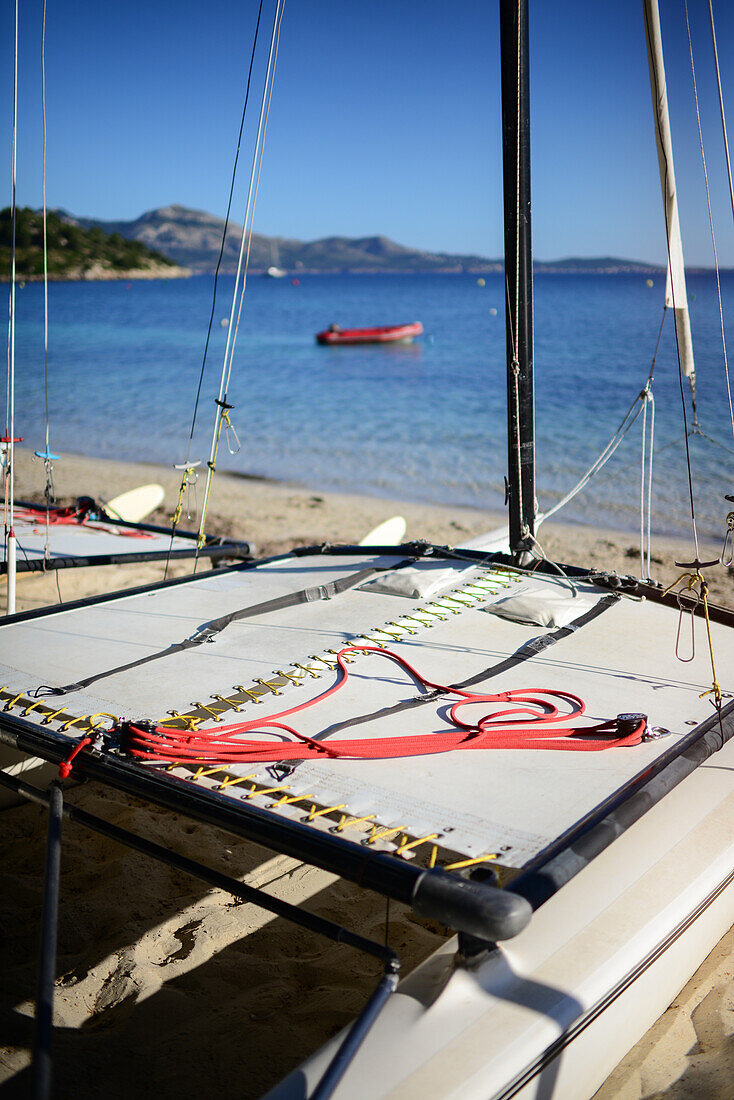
1,2 -> 733,1098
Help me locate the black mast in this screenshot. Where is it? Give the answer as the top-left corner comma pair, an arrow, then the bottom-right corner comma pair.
500,0 -> 535,558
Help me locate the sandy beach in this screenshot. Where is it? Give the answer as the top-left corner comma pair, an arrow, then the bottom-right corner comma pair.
1,448 -> 733,1098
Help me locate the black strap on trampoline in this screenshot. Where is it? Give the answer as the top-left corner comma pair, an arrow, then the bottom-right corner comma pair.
308,593 -> 621,741
43,560 -> 414,697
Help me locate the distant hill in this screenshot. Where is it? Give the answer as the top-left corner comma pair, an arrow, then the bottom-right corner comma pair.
0,207 -> 188,281
68,205 -> 499,274
66,204 -> 664,276
533,256 -> 662,274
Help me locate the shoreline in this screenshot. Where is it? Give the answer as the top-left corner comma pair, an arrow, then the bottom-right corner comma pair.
2,447 -> 733,1098
10,445 -> 732,610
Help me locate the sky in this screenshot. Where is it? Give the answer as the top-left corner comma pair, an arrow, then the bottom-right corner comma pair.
3,0 -> 734,266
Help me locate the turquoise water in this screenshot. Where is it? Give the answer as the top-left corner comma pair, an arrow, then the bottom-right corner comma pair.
10,271 -> 734,540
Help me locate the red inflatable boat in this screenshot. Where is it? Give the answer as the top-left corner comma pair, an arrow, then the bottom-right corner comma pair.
315,321 -> 423,345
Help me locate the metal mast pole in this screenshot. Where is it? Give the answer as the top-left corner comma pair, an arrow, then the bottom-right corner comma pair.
500,0 -> 535,558
5,0 -> 19,615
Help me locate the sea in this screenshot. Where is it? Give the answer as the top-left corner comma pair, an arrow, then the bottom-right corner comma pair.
10,271 -> 734,543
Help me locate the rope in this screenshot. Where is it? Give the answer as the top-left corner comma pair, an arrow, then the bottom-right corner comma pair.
58,736 -> 92,779
121,645 -> 647,766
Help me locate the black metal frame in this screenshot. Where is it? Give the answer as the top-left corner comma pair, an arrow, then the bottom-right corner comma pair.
0,769 -> 399,1100
3,540 -> 732,628
3,500 -> 253,575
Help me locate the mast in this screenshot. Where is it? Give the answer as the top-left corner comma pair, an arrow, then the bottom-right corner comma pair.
4,0 -> 19,616
643,0 -> 696,400
500,0 -> 535,558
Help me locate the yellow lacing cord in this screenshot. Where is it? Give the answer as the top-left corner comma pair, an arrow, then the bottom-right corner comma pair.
254,678 -> 282,696
0,687 -> 123,737
397,833 -> 440,854
217,772 -> 257,789
191,701 -> 226,722
335,813 -> 375,832
211,693 -> 244,713
272,792 -> 313,808
159,712 -> 205,730
444,855 -> 498,871
161,758 -> 501,870
307,802 -> 346,821
275,669 -> 306,686
292,662 -> 322,679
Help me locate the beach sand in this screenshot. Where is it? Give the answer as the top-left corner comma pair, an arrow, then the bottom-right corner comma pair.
1,448 -> 732,1098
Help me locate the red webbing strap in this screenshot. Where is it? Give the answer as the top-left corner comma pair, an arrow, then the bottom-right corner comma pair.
124,646 -> 646,765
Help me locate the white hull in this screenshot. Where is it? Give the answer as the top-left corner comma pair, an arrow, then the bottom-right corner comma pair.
269,733 -> 734,1099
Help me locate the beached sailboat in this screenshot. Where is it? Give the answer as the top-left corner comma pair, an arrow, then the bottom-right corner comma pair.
1,19 -> 252,610
0,1 -> 733,1098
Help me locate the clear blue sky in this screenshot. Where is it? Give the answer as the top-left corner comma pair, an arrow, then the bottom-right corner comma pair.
3,0 -> 734,266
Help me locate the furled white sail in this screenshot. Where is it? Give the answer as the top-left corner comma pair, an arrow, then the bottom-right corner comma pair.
643,0 -> 696,389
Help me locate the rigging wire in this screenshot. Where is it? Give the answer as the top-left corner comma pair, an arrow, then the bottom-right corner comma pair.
685,1 -> 734,447
705,0 -> 734,443
227,2 -> 284,387
536,383 -> 649,525
184,0 -> 265,455
195,0 -> 286,559
40,0 -> 54,563
163,0 -> 266,579
4,0 -> 19,615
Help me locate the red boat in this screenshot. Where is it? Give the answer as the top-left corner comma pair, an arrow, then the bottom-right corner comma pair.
315,321 -> 423,345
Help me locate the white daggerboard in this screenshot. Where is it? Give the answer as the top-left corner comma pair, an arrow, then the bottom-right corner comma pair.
102,483 -> 166,522
359,516 -> 407,546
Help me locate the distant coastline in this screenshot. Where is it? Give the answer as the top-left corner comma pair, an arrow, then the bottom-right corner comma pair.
61,204 -> 672,277
7,202 -> 729,279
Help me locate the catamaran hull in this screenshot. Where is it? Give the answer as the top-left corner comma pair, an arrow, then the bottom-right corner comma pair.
268,732 -> 734,1099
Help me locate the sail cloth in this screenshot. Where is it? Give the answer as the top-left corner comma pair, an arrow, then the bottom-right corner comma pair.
643,0 -> 696,391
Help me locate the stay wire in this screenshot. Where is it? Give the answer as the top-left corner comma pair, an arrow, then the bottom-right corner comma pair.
163,0 -> 265,581
5,0 -> 19,568
195,0 -> 285,562
227,1 -> 284,396
685,0 -> 734,445
41,0 -> 52,561
184,0 -> 265,452
706,0 -> 734,442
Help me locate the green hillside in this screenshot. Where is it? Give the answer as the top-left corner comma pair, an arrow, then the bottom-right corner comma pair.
0,207 -> 180,280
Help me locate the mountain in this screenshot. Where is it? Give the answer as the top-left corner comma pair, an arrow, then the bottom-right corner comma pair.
0,207 -> 187,281
59,205 -> 665,276
66,205 -> 500,274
